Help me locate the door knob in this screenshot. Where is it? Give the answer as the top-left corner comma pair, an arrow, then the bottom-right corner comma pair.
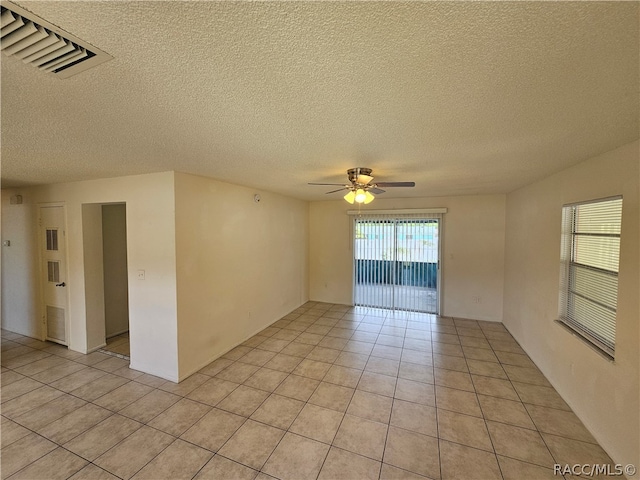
55,282 -> 66,287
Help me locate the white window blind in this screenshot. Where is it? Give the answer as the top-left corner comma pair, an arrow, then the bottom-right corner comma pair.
558,196 -> 622,359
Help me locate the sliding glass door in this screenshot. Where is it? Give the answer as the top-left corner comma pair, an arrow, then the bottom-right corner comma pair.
353,215 -> 440,313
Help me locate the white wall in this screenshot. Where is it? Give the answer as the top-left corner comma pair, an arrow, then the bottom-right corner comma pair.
1,193 -> 39,337
503,140 -> 639,471
1,172 -> 179,381
309,195 -> 506,321
174,172 -> 309,380
102,204 -> 129,337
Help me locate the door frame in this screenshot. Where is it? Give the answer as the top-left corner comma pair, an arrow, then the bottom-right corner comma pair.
351,213 -> 443,315
38,202 -> 70,344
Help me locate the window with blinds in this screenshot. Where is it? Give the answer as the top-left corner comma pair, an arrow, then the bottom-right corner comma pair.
558,196 -> 623,359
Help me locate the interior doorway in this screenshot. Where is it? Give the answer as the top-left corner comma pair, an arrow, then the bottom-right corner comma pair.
101,203 -> 130,357
353,214 -> 440,314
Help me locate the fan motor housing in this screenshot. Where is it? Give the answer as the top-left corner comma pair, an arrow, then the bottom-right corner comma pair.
347,167 -> 372,184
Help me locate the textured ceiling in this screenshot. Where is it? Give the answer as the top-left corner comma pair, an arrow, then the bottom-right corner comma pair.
1,1 -> 638,200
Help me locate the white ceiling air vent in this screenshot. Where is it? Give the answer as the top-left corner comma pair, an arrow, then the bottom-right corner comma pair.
0,1 -> 112,78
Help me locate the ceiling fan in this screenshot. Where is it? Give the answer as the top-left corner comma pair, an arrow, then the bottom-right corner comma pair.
309,167 -> 415,204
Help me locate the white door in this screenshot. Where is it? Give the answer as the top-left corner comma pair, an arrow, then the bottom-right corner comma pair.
40,205 -> 68,345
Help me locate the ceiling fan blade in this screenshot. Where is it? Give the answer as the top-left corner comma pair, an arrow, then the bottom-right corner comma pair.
308,182 -> 347,186
369,188 -> 386,194
325,187 -> 349,194
374,181 -> 415,188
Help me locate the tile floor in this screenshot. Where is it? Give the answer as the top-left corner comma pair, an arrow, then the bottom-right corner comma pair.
99,333 -> 130,359
1,302 -> 618,480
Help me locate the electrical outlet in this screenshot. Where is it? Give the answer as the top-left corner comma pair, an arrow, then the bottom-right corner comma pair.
472,296 -> 481,304
137,270 -> 145,280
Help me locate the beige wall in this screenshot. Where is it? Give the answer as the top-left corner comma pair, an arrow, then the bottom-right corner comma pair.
309,195 -> 506,321
503,140 -> 639,470
1,172 -> 179,381
102,204 -> 130,338
174,172 -> 309,380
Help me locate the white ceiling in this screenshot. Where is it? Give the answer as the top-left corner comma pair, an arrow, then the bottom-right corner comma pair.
1,1 -> 638,200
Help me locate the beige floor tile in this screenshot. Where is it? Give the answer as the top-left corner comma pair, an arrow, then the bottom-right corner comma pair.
258,338 -> 292,353
437,409 -> 493,451
30,362 -> 87,384
13,393 -> 86,431
13,355 -> 67,376
279,342 -> 315,358
494,351 -> 536,368
333,414 -> 388,461
365,357 -> 400,377
466,359 -> 507,379
67,463 -> 120,480
472,374 -> 519,400
432,342 -> 464,358
401,338 -> 429,351
193,455 -> 257,480
318,447 -> 382,480
216,362 -> 260,383
274,374 -> 320,401
306,346 -> 341,363
0,370 -> 25,387
439,440 -> 501,480
94,426 -> 174,479
432,354 -> 467,372
511,382 -> 570,410
395,378 -> 435,406
38,403 -> 112,444
148,398 -> 212,436
0,433 -> 57,479
347,390 -> 393,424
131,439 -> 212,480
180,407 -> 246,451
262,432 -> 329,480
376,334 -> 405,348
70,374 -> 130,402
2,386 -> 64,419
264,354 -> 303,373
7,446 -> 87,480
477,395 -> 535,430
216,385 -> 270,417
198,358 -> 234,377
93,356 -> 129,373
383,426 -> 440,479
296,333 -> 325,346
158,373 -> 209,396
289,403 -> 344,444
323,364 -> 362,388
357,371 -> 397,397
187,377 -> 239,406
488,339 -> 525,355
118,389 -> 180,423
389,399 -> 437,437
343,341 -> 374,356
335,351 -> 369,369
293,359 -> 332,380
542,433 -> 613,466
486,420 -> 554,467
459,336 -> 491,349
503,364 -> 551,387
250,393 -> 305,430
525,403 -> 597,443
1,418 -> 31,448
49,367 -> 108,393
243,368 -> 288,392
379,463 -> 433,479
435,386 -> 482,417
318,336 -> 349,350
217,420 -> 285,470
398,362 -> 434,384
462,346 -> 498,363
64,414 -> 142,461
93,381 -> 154,412
435,368 -> 474,392
498,455 -> 559,480
308,382 -> 354,412
371,345 -> 403,361
1,378 -> 46,404
243,335 -> 269,348
223,346 -> 253,361
238,349 -> 277,367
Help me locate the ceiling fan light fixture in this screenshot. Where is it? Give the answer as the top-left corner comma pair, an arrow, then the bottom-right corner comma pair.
357,174 -> 374,185
363,190 -> 375,204
343,190 -> 356,204
354,188 -> 367,203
